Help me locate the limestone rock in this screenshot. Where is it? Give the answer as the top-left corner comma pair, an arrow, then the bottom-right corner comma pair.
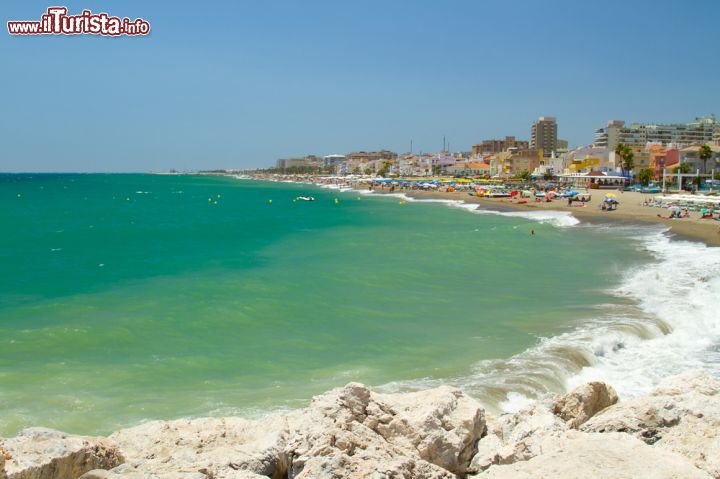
373,386 -> 485,473
105,382 -> 485,479
582,369 -> 720,477
469,403 -> 567,473
552,381 -> 618,428
282,383 -> 485,478
0,428 -> 122,479
5,371 -> 719,479
109,414 -> 291,479
475,430 -> 712,479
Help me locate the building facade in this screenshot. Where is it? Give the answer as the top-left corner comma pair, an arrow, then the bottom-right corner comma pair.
679,145 -> 720,174
594,116 -> 720,150
471,136 -> 529,155
345,150 -> 398,162
530,117 -> 558,156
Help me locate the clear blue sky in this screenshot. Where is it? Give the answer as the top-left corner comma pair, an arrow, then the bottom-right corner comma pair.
1,0 -> 719,172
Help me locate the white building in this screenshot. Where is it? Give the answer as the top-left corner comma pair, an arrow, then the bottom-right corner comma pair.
594,116 -> 719,150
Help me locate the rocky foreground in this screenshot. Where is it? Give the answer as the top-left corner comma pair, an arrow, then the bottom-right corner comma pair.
1,370 -> 719,479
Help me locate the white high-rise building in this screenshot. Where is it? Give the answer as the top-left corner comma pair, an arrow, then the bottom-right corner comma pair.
594,115 -> 719,150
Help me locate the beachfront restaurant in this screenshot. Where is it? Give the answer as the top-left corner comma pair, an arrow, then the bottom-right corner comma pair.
558,171 -> 628,189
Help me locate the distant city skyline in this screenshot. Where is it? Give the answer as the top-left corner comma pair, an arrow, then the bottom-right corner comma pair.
1,0 -> 719,172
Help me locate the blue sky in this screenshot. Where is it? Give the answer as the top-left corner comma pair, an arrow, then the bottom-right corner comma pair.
1,0 -> 719,172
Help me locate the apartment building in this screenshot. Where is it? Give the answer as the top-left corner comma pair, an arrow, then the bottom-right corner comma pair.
530,117 -> 558,156
594,116 -> 719,150
471,136 -> 529,155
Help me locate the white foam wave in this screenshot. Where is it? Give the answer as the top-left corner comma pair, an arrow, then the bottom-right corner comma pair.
378,230 -> 720,413
566,233 -> 720,396
245,176 -> 720,408
349,187 -> 581,227
445,201 -> 580,227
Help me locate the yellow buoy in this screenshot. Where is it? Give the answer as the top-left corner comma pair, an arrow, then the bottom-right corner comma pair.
356,197 -> 361,200
268,199 -> 273,204
213,201 -> 218,205
217,194 -> 221,198
17,193 -> 22,198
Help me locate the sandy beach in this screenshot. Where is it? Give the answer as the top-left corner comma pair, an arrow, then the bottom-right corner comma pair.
369,188 -> 720,247
247,173 -> 720,246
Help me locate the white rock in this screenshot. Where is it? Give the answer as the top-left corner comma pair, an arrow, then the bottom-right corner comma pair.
552,381 -> 618,428
373,385 -> 485,473
469,402 -> 567,473
475,430 -> 712,479
109,414 -> 291,479
283,382 -> 485,478
105,383 -> 485,479
582,369 -> 720,477
0,428 -> 122,479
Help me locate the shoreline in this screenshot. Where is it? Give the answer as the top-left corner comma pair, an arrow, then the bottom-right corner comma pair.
368,188 -> 720,247
234,173 -> 720,397
243,174 -> 720,247
2,174 -> 719,479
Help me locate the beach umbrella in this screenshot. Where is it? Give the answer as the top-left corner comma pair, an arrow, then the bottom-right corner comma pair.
605,193 -> 617,198
668,205 -> 681,212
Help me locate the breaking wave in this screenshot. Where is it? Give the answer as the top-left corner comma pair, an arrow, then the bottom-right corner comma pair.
245,177 -> 720,410
379,230 -> 720,412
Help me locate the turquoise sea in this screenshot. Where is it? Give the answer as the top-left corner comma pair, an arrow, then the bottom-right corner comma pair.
1,173 -> 718,436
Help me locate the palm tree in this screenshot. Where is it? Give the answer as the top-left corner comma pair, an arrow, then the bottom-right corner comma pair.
699,144 -> 713,174
615,143 -> 635,179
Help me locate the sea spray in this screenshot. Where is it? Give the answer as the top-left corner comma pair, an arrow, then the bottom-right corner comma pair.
378,229 -> 720,413
567,232 -> 720,395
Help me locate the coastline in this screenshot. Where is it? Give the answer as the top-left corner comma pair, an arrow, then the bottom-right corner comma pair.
236,174 -> 720,398
373,188 -> 720,247
238,174 -> 720,247
3,174 -> 720,478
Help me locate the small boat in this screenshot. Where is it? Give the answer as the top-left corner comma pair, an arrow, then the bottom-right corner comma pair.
296,196 -> 315,201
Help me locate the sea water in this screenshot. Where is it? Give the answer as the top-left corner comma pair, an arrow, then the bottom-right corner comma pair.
1,174 -> 718,435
